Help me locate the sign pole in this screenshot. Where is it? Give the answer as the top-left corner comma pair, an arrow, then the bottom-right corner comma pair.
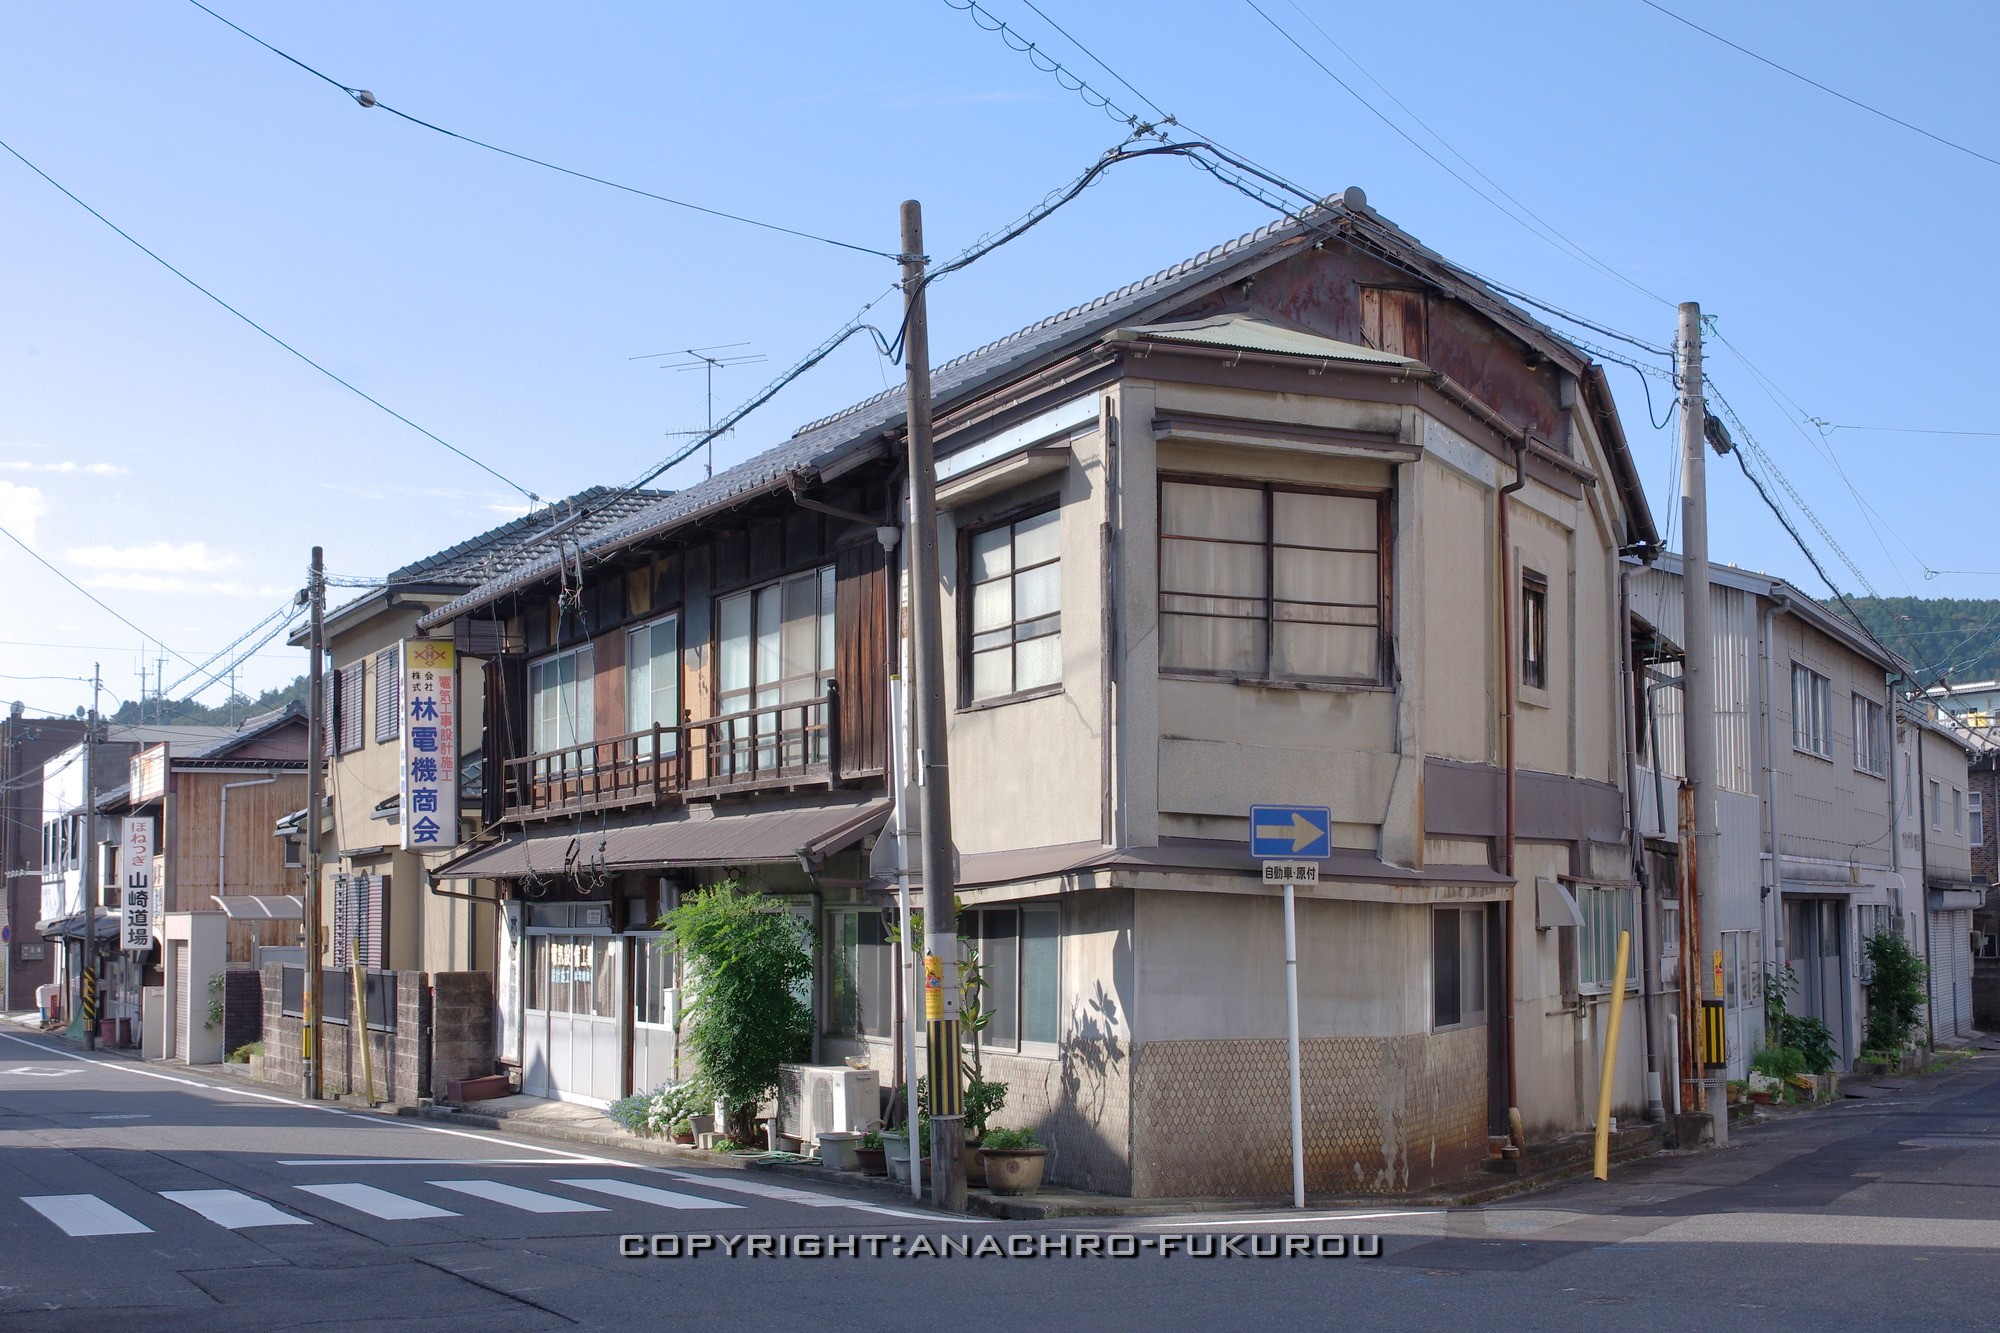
1282,878 -> 1305,1210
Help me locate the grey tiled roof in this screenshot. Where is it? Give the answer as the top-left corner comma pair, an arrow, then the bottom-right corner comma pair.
388,484 -> 672,586
419,189 -> 1646,629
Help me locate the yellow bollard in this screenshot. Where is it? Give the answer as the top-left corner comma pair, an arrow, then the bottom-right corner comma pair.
1592,929 -> 1632,1181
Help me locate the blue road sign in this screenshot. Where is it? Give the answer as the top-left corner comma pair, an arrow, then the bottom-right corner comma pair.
1249,805 -> 1332,860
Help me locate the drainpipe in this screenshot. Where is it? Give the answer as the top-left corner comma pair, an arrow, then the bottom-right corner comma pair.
1618,568 -> 1664,1121
1497,439 -> 1526,1141
219,775 -> 278,906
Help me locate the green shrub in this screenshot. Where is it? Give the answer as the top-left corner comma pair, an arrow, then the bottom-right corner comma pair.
712,1137 -> 740,1152
980,1127 -> 1042,1151
226,1041 -> 262,1063
663,882 -> 813,1141
1779,1015 -> 1837,1075
1864,929 -> 1928,1055
1750,1046 -> 1807,1080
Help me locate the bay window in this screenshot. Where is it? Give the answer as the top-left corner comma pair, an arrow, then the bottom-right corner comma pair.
1159,477 -> 1388,684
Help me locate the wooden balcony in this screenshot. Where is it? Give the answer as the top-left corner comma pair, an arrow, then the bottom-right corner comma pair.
497,690 -> 838,824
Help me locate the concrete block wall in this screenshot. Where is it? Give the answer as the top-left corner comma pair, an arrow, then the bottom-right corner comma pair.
253,962 -> 432,1107
429,971 -> 495,1098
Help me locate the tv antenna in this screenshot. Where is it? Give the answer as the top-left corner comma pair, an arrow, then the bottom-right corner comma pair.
630,341 -> 767,479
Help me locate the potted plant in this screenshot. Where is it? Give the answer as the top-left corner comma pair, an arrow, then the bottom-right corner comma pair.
856,1130 -> 887,1176
881,1122 -> 930,1185
979,1127 -> 1048,1196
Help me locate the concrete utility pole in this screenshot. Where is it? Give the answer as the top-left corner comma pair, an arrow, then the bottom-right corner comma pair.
302,548 -> 326,1100
81,665 -> 100,1050
1676,301 -> 1726,1146
898,199 -> 966,1211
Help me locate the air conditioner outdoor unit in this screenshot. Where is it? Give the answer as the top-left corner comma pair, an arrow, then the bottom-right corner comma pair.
778,1064 -> 880,1146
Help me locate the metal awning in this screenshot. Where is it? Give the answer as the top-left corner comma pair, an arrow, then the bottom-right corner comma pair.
210,894 -> 305,920
434,798 -> 894,881
37,909 -> 120,942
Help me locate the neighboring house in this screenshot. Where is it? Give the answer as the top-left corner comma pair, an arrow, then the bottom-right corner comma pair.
1900,706 -> 1980,1043
37,723 -> 233,1034
1632,556 -> 1911,1077
1926,679 -> 2000,736
288,486 -> 668,985
0,705 -> 85,1010
422,188 -> 1662,1197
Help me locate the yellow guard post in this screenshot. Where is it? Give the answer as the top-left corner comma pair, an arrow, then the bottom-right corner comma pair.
1592,929 -> 1632,1181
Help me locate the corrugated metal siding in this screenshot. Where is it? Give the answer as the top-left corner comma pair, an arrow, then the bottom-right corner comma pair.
1628,567 -> 1756,796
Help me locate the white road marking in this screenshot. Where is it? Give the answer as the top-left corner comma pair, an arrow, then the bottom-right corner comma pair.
89,1114 -> 150,1121
430,1180 -> 606,1214
23,1194 -> 152,1236
162,1189 -> 310,1229
279,1158 -> 573,1167
553,1178 -> 743,1211
662,1170 -> 944,1221
9,1068 -> 80,1078
297,1183 -> 460,1220
1150,1210 -> 1443,1228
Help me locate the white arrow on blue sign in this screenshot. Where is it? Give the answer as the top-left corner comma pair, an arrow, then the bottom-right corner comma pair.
1249,805 -> 1332,860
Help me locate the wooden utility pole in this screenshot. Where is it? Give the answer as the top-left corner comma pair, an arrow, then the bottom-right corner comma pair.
1676,301 -> 1726,1145
80,664 -> 100,1050
899,200 -> 966,1210
303,548 -> 326,1099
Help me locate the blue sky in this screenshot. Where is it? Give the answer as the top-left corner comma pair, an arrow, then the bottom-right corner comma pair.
4,1 -> 1996,716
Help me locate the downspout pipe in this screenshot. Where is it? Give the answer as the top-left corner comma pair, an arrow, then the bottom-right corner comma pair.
1619,568 -> 1664,1121
1498,439 -> 1526,1139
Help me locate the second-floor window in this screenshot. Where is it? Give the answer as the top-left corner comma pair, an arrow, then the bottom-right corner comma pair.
625,614 -> 680,752
1159,478 -> 1388,685
1791,664 -> 1832,759
1954,786 -> 1964,836
718,566 -> 835,718
1930,779 -> 1942,830
1972,790 -> 1985,848
966,508 -> 1062,703
1852,695 -> 1886,776
529,644 -> 593,754
1520,570 -> 1549,691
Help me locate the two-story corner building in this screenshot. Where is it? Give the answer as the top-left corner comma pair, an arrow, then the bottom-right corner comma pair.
1899,706 -> 1981,1043
289,487 -> 668,987
1,705 -> 86,1011
1631,557 -> 1911,1079
36,723 -> 233,1034
423,188 -> 1661,1196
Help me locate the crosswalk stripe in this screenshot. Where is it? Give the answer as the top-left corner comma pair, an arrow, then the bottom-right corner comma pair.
161,1189 -> 310,1229
429,1180 -> 606,1214
22,1194 -> 152,1237
296,1183 -> 460,1220
552,1178 -> 743,1211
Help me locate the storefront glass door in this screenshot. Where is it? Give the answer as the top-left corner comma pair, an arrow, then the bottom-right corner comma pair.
522,930 -> 621,1105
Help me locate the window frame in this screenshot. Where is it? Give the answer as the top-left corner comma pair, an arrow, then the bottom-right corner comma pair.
1520,568 -> 1549,693
373,646 -> 401,744
823,907 -> 894,1041
1430,905 -> 1488,1032
1156,474 -> 1393,688
624,611 -> 682,751
1576,884 -> 1640,996
337,660 -> 366,755
713,564 -> 836,720
1971,790 -> 1985,849
966,903 -> 1061,1054
527,643 -> 595,755
959,501 -> 1064,708
1851,693 -> 1886,777
1931,778 -> 1943,831
1954,786 -> 1964,836
1790,663 -> 1833,760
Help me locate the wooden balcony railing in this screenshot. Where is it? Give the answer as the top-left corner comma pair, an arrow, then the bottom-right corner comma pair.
497,688 -> 837,823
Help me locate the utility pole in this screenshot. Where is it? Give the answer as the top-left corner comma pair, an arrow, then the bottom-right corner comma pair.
81,664 -> 100,1050
899,200 -> 966,1211
1676,301 -> 1725,1146
302,548 -> 326,1100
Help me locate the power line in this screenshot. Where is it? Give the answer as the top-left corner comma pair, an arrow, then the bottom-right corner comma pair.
0,521 -> 201,675
1637,0 -> 2000,171
1810,421 -> 2000,440
185,1 -> 897,261
0,136 -> 542,505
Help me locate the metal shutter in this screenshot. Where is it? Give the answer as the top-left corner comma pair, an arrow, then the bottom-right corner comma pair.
1953,909 -> 1975,1039
322,672 -> 336,758
374,647 -> 401,743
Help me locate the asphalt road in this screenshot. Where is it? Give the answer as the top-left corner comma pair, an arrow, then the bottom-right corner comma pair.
1,1027 -> 1997,1330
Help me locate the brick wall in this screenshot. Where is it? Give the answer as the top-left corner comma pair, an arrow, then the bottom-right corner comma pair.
429,971 -> 495,1099
253,963 -> 432,1106
223,969 -> 262,1058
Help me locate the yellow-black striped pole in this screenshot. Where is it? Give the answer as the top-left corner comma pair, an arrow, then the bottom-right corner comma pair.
1702,999 -> 1728,1070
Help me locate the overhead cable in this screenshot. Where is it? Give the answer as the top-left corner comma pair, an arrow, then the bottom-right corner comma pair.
0,521 -> 201,676
186,1 -> 897,260
0,137 -> 542,506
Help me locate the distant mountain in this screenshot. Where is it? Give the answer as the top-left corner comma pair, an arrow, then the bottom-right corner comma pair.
1836,598 -> 2000,686
109,674 -> 309,729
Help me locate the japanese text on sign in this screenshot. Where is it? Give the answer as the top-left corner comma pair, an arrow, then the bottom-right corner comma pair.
120,816 -> 155,952
399,640 -> 459,851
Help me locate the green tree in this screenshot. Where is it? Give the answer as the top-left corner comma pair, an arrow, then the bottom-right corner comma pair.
662,882 -> 812,1140
1863,928 -> 1928,1057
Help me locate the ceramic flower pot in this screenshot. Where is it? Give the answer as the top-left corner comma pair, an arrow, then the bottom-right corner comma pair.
979,1147 -> 1048,1196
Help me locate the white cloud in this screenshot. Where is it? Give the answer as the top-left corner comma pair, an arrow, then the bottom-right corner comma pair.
67,541 -> 240,573
0,481 -> 48,542
84,572 -> 286,598
0,460 -> 127,476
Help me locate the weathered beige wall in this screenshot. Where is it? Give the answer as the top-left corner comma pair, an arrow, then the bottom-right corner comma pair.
1771,616 -> 1894,867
